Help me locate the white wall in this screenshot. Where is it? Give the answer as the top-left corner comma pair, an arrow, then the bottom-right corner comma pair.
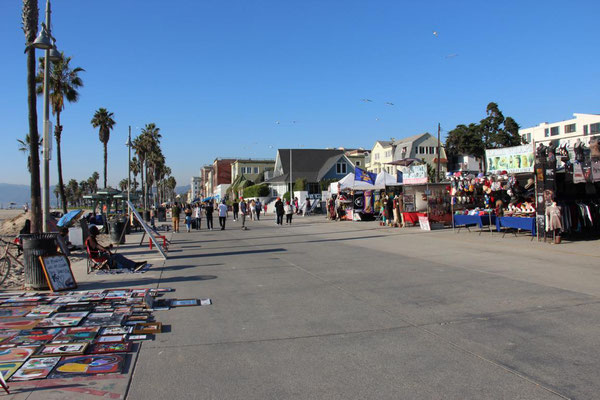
520,113 -> 600,146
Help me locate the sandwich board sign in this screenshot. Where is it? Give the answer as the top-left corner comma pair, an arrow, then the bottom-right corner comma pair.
39,255 -> 77,292
127,201 -> 167,260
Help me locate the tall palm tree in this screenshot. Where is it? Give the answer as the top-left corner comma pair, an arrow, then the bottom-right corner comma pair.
22,0 -> 42,232
36,53 -> 84,213
130,156 -> 140,194
17,133 -> 42,173
134,123 -> 161,210
118,179 -> 128,192
90,108 -> 116,188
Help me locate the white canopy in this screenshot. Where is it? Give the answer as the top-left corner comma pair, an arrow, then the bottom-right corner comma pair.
329,173 -> 384,193
375,171 -> 402,186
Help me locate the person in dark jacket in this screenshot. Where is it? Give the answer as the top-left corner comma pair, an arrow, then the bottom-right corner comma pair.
232,200 -> 239,221
204,201 -> 214,230
275,197 -> 284,225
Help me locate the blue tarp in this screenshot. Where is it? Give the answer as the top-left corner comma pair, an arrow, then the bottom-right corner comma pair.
57,209 -> 83,227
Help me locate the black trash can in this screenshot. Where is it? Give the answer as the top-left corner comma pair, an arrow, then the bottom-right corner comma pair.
109,219 -> 126,244
157,207 -> 166,222
22,233 -> 57,290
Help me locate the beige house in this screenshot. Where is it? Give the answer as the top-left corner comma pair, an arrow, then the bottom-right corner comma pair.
367,133 -> 447,174
344,149 -> 370,169
366,141 -> 394,174
231,159 -> 275,183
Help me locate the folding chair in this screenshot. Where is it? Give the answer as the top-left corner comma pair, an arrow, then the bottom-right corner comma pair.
85,239 -> 110,274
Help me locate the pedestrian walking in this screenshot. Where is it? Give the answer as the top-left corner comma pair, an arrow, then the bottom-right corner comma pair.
171,203 -> 181,232
303,198 -> 310,216
250,199 -> 257,221
275,197 -> 284,225
218,200 -> 228,230
285,200 -> 294,224
255,199 -> 262,220
232,200 -> 239,221
239,197 -> 247,229
184,204 -> 193,232
194,203 -> 202,230
204,201 -> 214,230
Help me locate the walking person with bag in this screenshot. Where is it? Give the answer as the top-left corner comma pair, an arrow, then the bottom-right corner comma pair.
275,197 -> 284,225
255,199 -> 262,221
194,203 -> 202,230
184,204 -> 193,232
285,200 -> 294,224
239,197 -> 248,229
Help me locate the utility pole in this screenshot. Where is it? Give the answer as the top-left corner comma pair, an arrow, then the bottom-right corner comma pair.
289,149 -> 293,199
41,0 -> 52,232
437,123 -> 441,183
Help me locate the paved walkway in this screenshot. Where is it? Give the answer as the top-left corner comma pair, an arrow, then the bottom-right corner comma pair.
7,213 -> 600,399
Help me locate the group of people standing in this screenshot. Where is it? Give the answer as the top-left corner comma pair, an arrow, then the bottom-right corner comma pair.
169,198 -> 265,232
273,197 -> 296,225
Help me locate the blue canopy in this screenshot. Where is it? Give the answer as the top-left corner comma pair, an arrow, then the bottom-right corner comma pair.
57,209 -> 83,227
202,196 -> 213,202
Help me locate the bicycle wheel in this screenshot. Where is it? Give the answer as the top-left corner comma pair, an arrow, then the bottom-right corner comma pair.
0,257 -> 10,286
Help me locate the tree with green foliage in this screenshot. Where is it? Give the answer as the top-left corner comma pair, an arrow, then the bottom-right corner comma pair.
445,102 -> 522,171
90,108 -> 116,188
294,178 -> 307,191
36,52 -> 84,213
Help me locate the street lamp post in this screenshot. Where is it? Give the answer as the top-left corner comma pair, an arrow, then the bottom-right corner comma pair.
126,126 -> 132,205
37,0 -> 60,232
289,148 -> 293,200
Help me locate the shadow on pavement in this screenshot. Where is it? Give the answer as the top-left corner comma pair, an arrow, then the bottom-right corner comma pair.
167,248 -> 287,259
78,275 -> 217,290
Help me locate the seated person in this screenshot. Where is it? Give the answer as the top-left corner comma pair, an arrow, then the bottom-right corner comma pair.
85,226 -> 146,270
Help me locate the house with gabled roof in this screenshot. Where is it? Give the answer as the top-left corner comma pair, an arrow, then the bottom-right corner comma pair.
266,149 -> 356,196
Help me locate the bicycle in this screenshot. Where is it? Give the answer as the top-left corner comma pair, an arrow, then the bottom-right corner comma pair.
0,237 -> 24,286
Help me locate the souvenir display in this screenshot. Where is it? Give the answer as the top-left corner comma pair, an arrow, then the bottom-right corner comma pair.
81,313 -> 124,327
133,322 -> 162,334
0,346 -> 38,363
26,305 -> 61,319
89,342 -> 133,354
36,312 -> 89,328
0,362 -> 23,381
96,335 -> 125,343
100,326 -> 131,335
49,354 -> 125,378
7,328 -> 61,346
10,357 -> 61,381
170,299 -> 198,307
0,319 -> 40,331
38,343 -> 88,357
51,327 -> 100,343
0,307 -> 33,319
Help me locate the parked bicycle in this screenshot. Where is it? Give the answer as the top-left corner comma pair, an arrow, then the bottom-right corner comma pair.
0,237 -> 24,286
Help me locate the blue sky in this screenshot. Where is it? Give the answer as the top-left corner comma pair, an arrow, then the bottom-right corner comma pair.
1,0 -> 599,187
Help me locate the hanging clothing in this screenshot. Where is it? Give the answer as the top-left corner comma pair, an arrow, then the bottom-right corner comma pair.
545,204 -> 562,232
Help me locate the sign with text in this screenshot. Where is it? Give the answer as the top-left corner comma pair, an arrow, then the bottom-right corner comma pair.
40,255 -> 77,292
418,215 -> 431,231
486,144 -> 534,174
400,165 -> 427,184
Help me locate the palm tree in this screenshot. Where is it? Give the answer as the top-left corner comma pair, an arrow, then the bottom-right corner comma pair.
134,123 -> 161,210
118,179 -> 128,192
17,133 -> 42,173
22,0 -> 42,232
36,53 -> 84,214
90,108 -> 116,189
130,157 -> 140,194
88,171 -> 99,193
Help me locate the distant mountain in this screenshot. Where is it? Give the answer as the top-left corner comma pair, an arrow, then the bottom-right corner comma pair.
176,185 -> 190,195
0,183 -> 59,208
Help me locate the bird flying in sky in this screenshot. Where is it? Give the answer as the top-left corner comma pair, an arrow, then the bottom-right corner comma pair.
361,99 -> 373,103
385,102 -> 394,106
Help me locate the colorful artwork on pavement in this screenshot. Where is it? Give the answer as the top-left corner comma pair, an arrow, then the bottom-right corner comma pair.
7,328 -> 61,346
90,342 -> 132,354
49,354 -> 125,378
0,307 -> 33,319
36,312 -> 89,328
38,343 -> 88,356
0,346 -> 38,363
0,319 -> 40,331
0,362 -> 23,381
10,357 -> 60,381
51,327 -> 99,344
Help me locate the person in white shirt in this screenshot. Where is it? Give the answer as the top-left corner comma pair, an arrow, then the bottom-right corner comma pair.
218,200 -> 228,230
285,201 -> 294,224
194,204 -> 202,230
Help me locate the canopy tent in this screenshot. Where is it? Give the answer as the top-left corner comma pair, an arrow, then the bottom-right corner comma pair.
375,171 -> 402,186
329,173 -> 384,193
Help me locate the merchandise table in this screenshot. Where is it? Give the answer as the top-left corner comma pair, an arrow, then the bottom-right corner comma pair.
495,216 -> 536,237
402,212 -> 427,226
453,214 -> 497,233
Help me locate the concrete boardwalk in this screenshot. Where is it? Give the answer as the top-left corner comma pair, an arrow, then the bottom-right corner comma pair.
8,213 -> 600,399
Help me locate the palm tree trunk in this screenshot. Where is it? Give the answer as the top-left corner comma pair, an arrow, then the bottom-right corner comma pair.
26,35 -> 42,233
103,141 -> 108,188
55,113 -> 68,214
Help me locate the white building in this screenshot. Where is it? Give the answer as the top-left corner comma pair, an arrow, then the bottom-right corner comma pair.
519,113 -> 600,146
190,176 -> 202,201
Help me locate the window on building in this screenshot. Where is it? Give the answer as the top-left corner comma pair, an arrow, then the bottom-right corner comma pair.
384,150 -> 391,157
564,123 -> 576,134
253,167 -> 259,174
544,128 -> 549,137
550,126 -> 559,136
429,146 -> 435,154
355,161 -> 361,166
402,146 -> 407,154
374,153 -> 380,160
336,162 -> 347,174
584,125 -> 589,135
418,146 -> 423,154
591,123 -> 600,134
527,133 -> 531,143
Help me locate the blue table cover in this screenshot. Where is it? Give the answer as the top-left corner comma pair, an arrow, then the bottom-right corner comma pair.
453,214 -> 496,229
496,216 -> 536,236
